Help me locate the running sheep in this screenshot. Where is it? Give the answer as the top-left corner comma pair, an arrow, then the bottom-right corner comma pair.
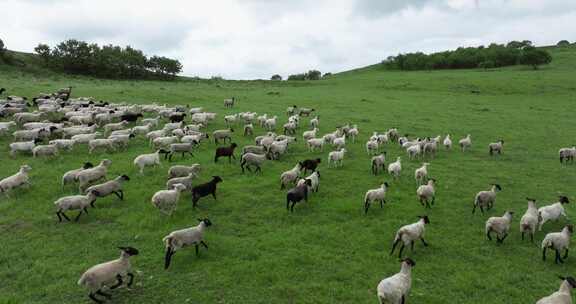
61,162 -> 94,190
280,162 -> 303,190
0,165 -> 32,195
168,164 -> 201,179
390,216 -> 430,258
286,179 -> 312,212
388,157 -> 402,179
459,134 -> 472,151
163,219 -> 212,269
151,184 -> 187,215
489,140 -> 504,155
240,153 -> 268,173
539,196 -> 570,231
443,134 -> 452,150
77,159 -> 112,193
520,198 -> 539,242
32,144 -> 58,158
542,225 -> 573,264
86,175 -> 130,201
376,258 -> 416,304
472,184 -> 502,214
485,211 -> 514,244
133,150 -> 168,174
535,276 -> 576,304
9,138 -> 42,157
166,173 -> 196,191
416,179 -> 436,209
364,182 -> 389,214
212,128 -> 234,144
54,190 -> 99,222
414,163 -> 429,185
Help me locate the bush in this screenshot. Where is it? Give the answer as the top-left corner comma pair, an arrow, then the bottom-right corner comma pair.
271,74 -> 282,81
557,40 -> 571,47
519,47 -> 552,70
287,73 -> 307,81
478,60 -> 495,70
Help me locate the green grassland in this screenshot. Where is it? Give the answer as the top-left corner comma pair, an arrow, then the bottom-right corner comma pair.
1,45 -> 576,303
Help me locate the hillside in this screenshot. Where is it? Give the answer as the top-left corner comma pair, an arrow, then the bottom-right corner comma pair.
1,45 -> 576,304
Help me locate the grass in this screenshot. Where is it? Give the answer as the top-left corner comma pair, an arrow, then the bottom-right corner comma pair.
1,45 -> 576,303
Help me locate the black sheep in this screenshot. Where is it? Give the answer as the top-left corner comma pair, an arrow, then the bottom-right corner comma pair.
120,113 -> 143,122
301,158 -> 321,174
191,176 -> 223,207
286,179 -> 312,212
169,113 -> 187,123
214,143 -> 238,163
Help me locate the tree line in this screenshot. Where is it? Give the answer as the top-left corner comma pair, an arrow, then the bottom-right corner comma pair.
382,40 -> 556,71
34,39 -> 183,80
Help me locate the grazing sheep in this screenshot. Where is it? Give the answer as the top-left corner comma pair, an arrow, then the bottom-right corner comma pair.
286,179 -> 312,212
539,196 -> 570,231
280,162 -> 303,190
54,191 -> 99,222
163,219 -> 213,269
443,134 -> 452,150
86,175 -> 130,201
191,176 -> 223,208
301,158 -> 321,174
414,163 -> 429,185
168,164 -> 201,179
62,162 -> 94,190
486,211 -> 514,244
520,198 -> 539,242
371,153 -> 386,175
328,148 -> 347,168
390,216 -> 430,258
0,165 -> 32,195
166,173 -> 196,191
151,184 -> 187,215
32,144 -> 58,158
214,143 -> 238,163
459,134 -> 472,151
559,147 -> 576,164
133,150 -> 168,174
307,137 -> 325,152
416,179 -> 436,209
77,247 -> 139,303
536,276 -> 576,304
212,128 -> 234,144
388,157 -> 402,179
472,184 -> 502,214
77,159 -> 112,193
376,258 -> 416,304
364,182 -> 389,214
489,140 -> 504,155
542,225 -> 573,264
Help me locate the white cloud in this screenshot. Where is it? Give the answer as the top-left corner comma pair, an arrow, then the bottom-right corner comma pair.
0,0 -> 575,79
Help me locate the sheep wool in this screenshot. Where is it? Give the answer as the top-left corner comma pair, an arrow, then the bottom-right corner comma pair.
535,276 -> 576,304
163,219 -> 212,269
485,211 -> 514,244
520,198 -> 538,242
376,258 -> 416,304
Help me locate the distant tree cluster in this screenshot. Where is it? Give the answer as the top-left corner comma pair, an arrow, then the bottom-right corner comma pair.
382,40 -> 553,71
287,70 -> 322,81
34,39 -> 183,80
0,38 -> 14,64
557,40 -> 571,47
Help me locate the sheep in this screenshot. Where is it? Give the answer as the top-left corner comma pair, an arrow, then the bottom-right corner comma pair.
88,139 -> 116,153
163,219 -> 212,269
104,121 -> 129,134
0,121 -> 16,135
189,107 -> 203,114
280,162 -> 303,190
298,107 -> 315,117
108,134 -> 135,150
303,128 -> 318,141
168,164 -> 201,179
61,162 -> 94,190
153,136 -> 179,149
542,225 -> 574,264
489,140 -> 504,155
390,216 -> 430,258
406,144 -> 421,160
283,121 -> 297,135
371,153 -> 386,175
264,116 -> 277,131
13,128 -> 51,141
286,105 -> 298,116
169,112 -> 187,123
423,140 -> 437,158
416,179 -> 436,209
301,158 -> 321,174
310,116 -> 319,129
459,134 -> 472,151
54,191 -> 99,222
520,198 -> 539,242
286,179 -> 312,212
166,143 -> 195,161
49,139 -> 76,151
307,137 -> 325,152
388,157 -> 402,179
241,153 -> 268,173
539,196 -> 570,231
559,147 -> 576,164
224,114 -> 238,127
297,170 -> 321,193
86,175 -> 130,201
146,129 -> 167,143
268,140 -> 289,160
9,139 -> 42,157
346,124 -> 359,143
443,134 -> 452,150
133,150 -> 168,174
333,135 -> 346,149
241,145 -> 266,155
224,97 -> 235,108
191,176 -> 223,207
214,143 -> 238,163
131,124 -> 152,136
243,123 -> 254,136
536,276 -> 576,304
62,125 -> 97,138
376,258 -> 416,304
0,165 -> 32,195
485,211 -> 514,244
212,128 -> 234,144
364,182 -> 389,214
328,148 -> 347,168
77,247 -> 139,303
414,163 -> 429,185
151,183 -> 187,215
366,139 -> 379,155
77,159 -> 112,193
472,184 -> 502,214
181,133 -> 208,145
166,173 -> 195,191
32,144 -> 59,158
120,113 -> 143,122
72,132 -> 101,144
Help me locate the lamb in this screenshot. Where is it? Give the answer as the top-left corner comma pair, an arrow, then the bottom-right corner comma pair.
559,147 -> 576,164
191,176 -> 223,207
286,179 -> 312,212
414,163 -> 429,185
166,173 -> 196,191
539,196 -> 570,231
390,216 -> 430,258
302,128 -> 318,141
489,140 -> 504,155
212,128 -> 234,144
416,179 -> 436,209
307,137 -> 325,152
364,182 -> 389,214
77,159 -> 112,193
77,247 -> 139,303
49,139 -> 76,151
0,165 -> 32,195
366,139 -> 379,155
214,143 -> 238,163
485,211 -> 514,244
443,134 -> 452,150
301,158 -> 321,174
280,162 -> 303,189
61,162 -> 94,190
54,190 -> 99,222
328,148 -> 347,168
542,225 -> 573,264
472,184 -> 502,214
459,134 -> 472,151
387,157 -> 402,179
163,219 -> 212,269
32,144 -> 59,158
536,276 -> 576,304
371,153 -> 386,175
133,150 -> 168,174
86,175 -> 130,201
520,198 -> 539,242
151,184 -> 187,215
376,258 -> 416,304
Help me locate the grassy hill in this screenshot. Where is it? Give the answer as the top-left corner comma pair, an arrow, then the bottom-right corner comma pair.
1,45 -> 576,303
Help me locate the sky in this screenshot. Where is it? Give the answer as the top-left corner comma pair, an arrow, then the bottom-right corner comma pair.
1,0 -> 575,79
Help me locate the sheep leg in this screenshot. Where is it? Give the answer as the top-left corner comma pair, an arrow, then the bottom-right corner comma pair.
109,274 -> 123,289
380,200 -> 384,209
486,230 -> 492,241
530,232 -> 534,243
479,206 -> 484,214
500,233 -> 508,243
555,249 -> 563,264
364,201 -> 370,214
410,241 -> 415,252
420,238 -> 429,247
88,293 -> 104,304
291,202 -> 296,212
390,240 -> 400,256
96,290 -> 111,299
83,207 -> 89,215
126,273 -> 134,287
287,199 -> 291,211
164,248 -> 174,269
542,248 -> 547,261
521,232 -> 524,241
212,191 -> 217,200
398,243 -> 405,258
56,212 -> 64,222
564,249 -> 569,259
472,204 -> 477,214
401,295 -> 405,304
168,153 -> 173,162
114,190 -> 124,200
75,210 -> 83,222
201,241 -> 208,249
195,244 -> 200,256
192,196 -> 199,208
60,211 -> 71,221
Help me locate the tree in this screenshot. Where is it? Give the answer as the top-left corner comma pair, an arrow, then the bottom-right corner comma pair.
271,74 -> 282,81
478,60 -> 495,70
306,70 -> 321,80
34,44 -> 51,62
322,72 -> 332,78
287,73 -> 306,81
557,40 -> 571,47
0,38 -> 5,55
519,47 -> 552,70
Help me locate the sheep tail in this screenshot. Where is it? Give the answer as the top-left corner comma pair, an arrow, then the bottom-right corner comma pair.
393,231 -> 402,243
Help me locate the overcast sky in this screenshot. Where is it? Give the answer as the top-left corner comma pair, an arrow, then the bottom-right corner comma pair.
1,0 -> 575,79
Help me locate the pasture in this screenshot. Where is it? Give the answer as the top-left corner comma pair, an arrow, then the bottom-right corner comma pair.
1,45 -> 576,303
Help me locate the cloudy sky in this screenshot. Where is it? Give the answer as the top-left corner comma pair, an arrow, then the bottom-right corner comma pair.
1,0 -> 575,79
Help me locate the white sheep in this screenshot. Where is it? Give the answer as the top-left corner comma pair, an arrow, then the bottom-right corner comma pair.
307,137 -> 325,152
86,175 -> 130,201
0,165 -> 32,195
9,139 -> 41,157
240,152 -> 268,173
264,116 -> 277,131
459,134 -> 472,151
54,191 -> 99,222
61,162 -> 94,190
303,128 -> 318,141
390,216 -> 430,258
280,162 -> 303,190
49,139 -> 76,151
104,121 -> 129,134
32,144 -> 59,158
366,139 -> 379,155
347,124 -> 359,143
77,159 -> 112,193
328,148 -> 347,168
168,164 -> 201,179
376,258 -> 416,304
388,157 -> 402,179
133,150 -> 167,174
536,276 -> 576,304
542,225 -> 573,264
310,116 -> 319,129
416,179 -> 436,209
212,128 -> 234,144
371,153 -> 386,175
520,198 -> 539,242
489,140 -> 504,155
163,218 -> 212,269
166,173 -> 196,191
539,196 -> 570,231
485,211 -> 514,244
151,183 -> 187,215
414,163 -> 429,185
406,144 -> 421,160
296,170 -> 321,193
364,182 -> 389,214
559,147 -> 576,164
71,132 -> 101,144
472,184 -> 502,214
333,135 -> 346,149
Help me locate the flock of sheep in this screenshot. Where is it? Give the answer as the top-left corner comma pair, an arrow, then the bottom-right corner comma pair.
0,87 -> 574,303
